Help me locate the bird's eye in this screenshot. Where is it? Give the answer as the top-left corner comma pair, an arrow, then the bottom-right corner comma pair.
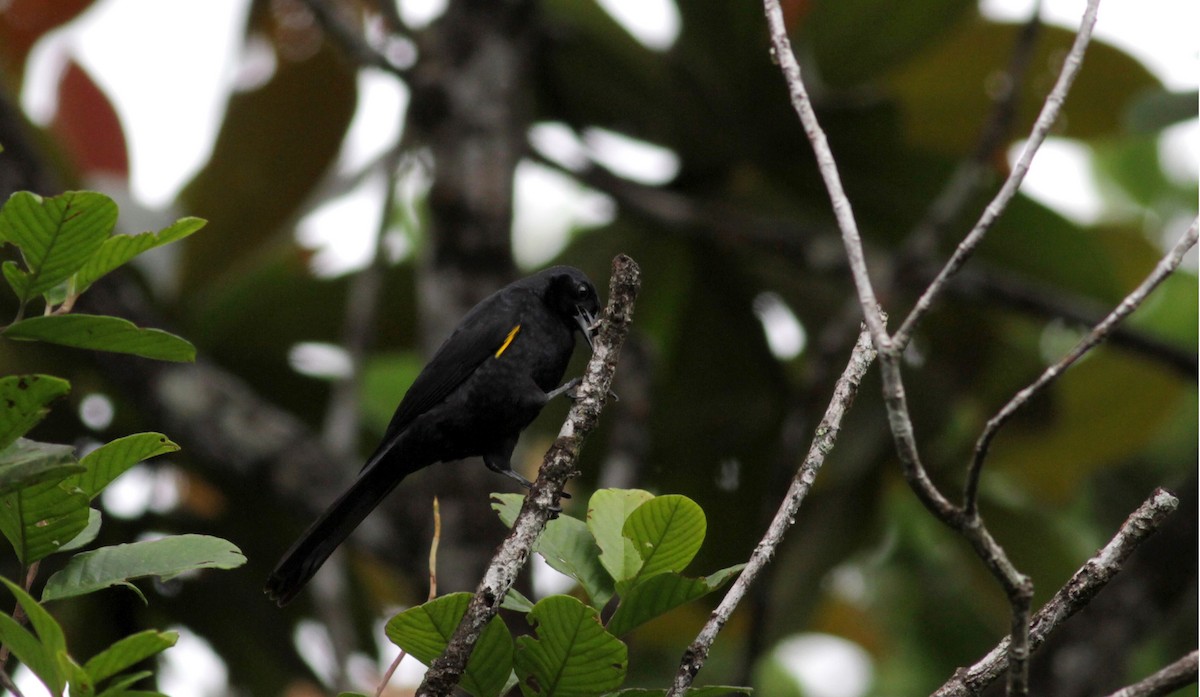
575,282 -> 588,297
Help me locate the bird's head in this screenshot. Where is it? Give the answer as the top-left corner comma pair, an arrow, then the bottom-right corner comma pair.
542,267 -> 600,349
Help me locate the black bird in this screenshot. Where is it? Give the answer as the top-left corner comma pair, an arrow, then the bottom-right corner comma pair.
265,266 -> 600,606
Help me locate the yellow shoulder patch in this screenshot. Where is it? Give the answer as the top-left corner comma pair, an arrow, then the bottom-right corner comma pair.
495,324 -> 521,358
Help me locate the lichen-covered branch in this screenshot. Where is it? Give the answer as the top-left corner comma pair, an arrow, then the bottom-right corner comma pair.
1102,650 -> 1198,697
932,488 -> 1181,697
415,255 -> 640,697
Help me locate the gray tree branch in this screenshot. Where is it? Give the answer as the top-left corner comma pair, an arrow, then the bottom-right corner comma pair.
933,488 -> 1181,697
667,325 -> 878,695
1102,650 -> 1198,697
759,0 -> 1122,695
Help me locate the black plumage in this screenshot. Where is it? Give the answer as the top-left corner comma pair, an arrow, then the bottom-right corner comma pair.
265,266 -> 600,606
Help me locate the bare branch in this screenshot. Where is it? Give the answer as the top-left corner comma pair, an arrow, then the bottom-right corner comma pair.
415,255 -> 641,697
667,326 -> 879,696
761,0 -> 960,525
1103,650 -> 1198,697
893,0 -> 1102,349
933,488 -> 1181,697
964,219 -> 1199,515
761,0 -> 888,347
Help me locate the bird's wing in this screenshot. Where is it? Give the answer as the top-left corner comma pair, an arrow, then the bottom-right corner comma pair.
377,292 -> 525,446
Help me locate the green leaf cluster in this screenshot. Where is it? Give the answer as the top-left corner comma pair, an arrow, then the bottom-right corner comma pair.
385,489 -> 747,697
0,189 -> 245,696
0,577 -> 177,697
0,190 -> 200,361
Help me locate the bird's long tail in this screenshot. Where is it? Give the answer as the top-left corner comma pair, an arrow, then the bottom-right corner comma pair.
264,452 -> 410,607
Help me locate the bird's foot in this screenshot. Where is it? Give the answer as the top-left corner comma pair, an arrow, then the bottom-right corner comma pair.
501,467 -> 571,501
546,377 -> 582,401
547,376 -> 619,403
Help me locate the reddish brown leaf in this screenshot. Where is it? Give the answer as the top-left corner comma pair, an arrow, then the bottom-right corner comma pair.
51,60 -> 130,178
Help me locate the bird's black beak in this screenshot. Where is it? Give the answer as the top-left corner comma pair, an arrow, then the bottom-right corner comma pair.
575,306 -> 597,350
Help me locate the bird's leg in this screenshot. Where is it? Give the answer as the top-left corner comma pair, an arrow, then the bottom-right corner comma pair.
545,377 -> 582,401
546,377 -> 619,403
483,451 -> 570,502
497,465 -> 536,490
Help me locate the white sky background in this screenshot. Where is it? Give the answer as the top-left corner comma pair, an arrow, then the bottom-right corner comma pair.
10,1 -> 1198,695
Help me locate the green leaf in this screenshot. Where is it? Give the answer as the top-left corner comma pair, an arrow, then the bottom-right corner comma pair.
385,592 -> 514,697
73,433 -> 178,500
73,217 -> 206,295
492,493 -> 615,607
0,576 -> 68,695
621,495 -> 706,586
0,609 -> 58,695
587,489 -> 654,584
1123,88 -> 1200,134
0,191 -> 116,303
0,438 -> 84,496
514,595 -> 627,697
887,20 -> 1163,155
0,464 -> 91,564
799,0 -> 974,88
606,565 -> 743,637
93,669 -> 151,697
59,508 -> 102,553
83,629 -> 177,685
41,534 -> 247,601
2,260 -> 31,302
5,314 -> 196,362
62,651 -> 92,697
503,588 -> 536,613
0,375 -> 71,452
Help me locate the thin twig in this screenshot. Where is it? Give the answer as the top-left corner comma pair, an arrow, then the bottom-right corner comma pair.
761,0 -> 889,348
668,325 -> 878,696
1102,650 -> 1198,697
298,0 -> 410,79
414,255 -> 640,697
963,220 -> 1199,516
932,488 -> 1181,697
428,497 -> 441,601
377,498 -> 441,697
893,0 -> 1102,350
0,670 -> 24,697
0,562 -> 40,669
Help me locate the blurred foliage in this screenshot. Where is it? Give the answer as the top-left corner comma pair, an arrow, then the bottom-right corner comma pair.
0,0 -> 1195,696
